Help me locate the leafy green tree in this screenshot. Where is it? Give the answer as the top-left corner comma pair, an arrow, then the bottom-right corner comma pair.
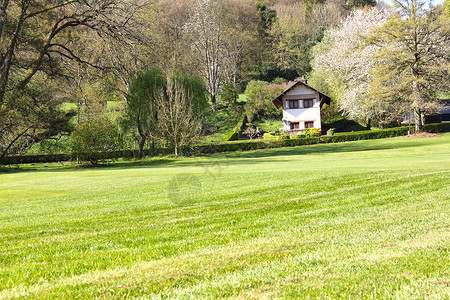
244,80 -> 284,122
368,0 -> 450,131
0,76 -> 73,163
69,118 -> 120,165
0,0 -> 148,161
444,0 -> 450,18
220,83 -> 238,106
122,68 -> 165,158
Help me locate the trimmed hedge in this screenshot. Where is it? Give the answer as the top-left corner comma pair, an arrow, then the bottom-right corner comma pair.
1,149 -> 152,165
196,137 -> 319,154
1,153 -> 70,165
2,123 -> 449,165
321,126 -> 410,143
423,122 -> 450,133
223,112 -> 247,142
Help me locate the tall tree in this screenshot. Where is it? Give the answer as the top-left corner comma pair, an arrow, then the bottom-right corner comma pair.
368,0 -> 450,131
122,68 -> 165,158
157,71 -> 208,157
312,8 -> 388,126
0,0 -> 147,161
184,0 -> 225,108
0,75 -> 73,162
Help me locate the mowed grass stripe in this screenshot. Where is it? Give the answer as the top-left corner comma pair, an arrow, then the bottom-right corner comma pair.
0,134 -> 449,298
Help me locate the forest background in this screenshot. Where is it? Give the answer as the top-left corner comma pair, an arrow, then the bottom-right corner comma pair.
0,0 -> 448,162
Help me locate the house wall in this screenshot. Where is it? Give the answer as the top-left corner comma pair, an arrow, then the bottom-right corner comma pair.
282,85 -> 321,132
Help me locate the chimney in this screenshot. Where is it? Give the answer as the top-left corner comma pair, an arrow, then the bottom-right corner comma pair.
295,75 -> 307,84
300,75 -> 307,84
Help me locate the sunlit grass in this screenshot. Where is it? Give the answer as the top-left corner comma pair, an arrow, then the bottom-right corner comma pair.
1,134 -> 449,298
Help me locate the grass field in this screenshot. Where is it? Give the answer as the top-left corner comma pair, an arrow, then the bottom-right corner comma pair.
1,134 -> 449,298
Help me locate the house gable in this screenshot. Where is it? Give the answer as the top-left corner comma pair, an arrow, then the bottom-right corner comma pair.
272,80 -> 331,109
271,80 -> 331,133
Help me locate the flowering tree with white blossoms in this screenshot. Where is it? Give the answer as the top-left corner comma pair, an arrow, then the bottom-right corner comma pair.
312,8 -> 388,127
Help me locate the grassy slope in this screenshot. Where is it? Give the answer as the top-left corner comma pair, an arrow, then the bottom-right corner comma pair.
0,134 -> 449,298
200,108 -> 242,144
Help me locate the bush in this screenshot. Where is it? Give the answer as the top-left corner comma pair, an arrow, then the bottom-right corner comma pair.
69,118 -> 120,165
327,128 -> 335,136
291,133 -> 306,139
305,128 -> 321,137
263,132 -> 277,140
243,80 -> 284,122
277,135 -> 290,141
3,123 -> 449,165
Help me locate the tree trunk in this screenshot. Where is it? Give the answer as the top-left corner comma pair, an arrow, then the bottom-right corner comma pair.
174,145 -> 178,157
210,93 -> 216,111
0,126 -> 30,163
366,118 -> 371,130
414,108 -> 423,132
138,135 -> 146,159
150,140 -> 155,157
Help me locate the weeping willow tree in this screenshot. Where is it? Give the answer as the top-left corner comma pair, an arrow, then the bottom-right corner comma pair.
122,68 -> 166,158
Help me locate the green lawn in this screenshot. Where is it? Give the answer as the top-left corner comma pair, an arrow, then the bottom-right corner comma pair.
1,134 -> 449,298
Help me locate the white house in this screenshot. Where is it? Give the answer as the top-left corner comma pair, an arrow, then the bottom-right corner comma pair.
272,79 -> 331,134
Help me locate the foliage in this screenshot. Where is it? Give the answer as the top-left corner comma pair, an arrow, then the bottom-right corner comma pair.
220,83 -> 239,106
327,128 -> 335,136
0,0 -> 149,163
277,135 -> 290,141
254,119 -> 283,133
243,80 -> 285,122
367,0 -> 450,131
242,126 -> 261,140
3,123 -> 450,164
69,118 -> 120,165
157,72 -> 209,156
344,0 -> 377,9
0,76 -> 74,163
305,128 -> 321,137
321,127 -> 410,143
185,0 -> 253,108
322,117 -> 368,132
445,0 -> 450,18
122,68 -> 166,158
200,107 -> 242,144
313,8 -> 388,124
256,0 -> 277,39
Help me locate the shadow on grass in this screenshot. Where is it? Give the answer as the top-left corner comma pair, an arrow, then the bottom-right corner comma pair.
0,136 -> 444,174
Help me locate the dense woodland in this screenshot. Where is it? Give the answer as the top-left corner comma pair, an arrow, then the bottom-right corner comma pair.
0,0 -> 449,162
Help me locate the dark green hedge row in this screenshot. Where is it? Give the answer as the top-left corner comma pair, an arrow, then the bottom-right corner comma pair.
223,112 -> 247,141
196,137 -> 319,154
1,153 -> 70,165
321,126 -> 410,143
1,149 -> 153,165
423,122 -> 450,133
2,123 -> 449,165
197,123 -> 449,154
